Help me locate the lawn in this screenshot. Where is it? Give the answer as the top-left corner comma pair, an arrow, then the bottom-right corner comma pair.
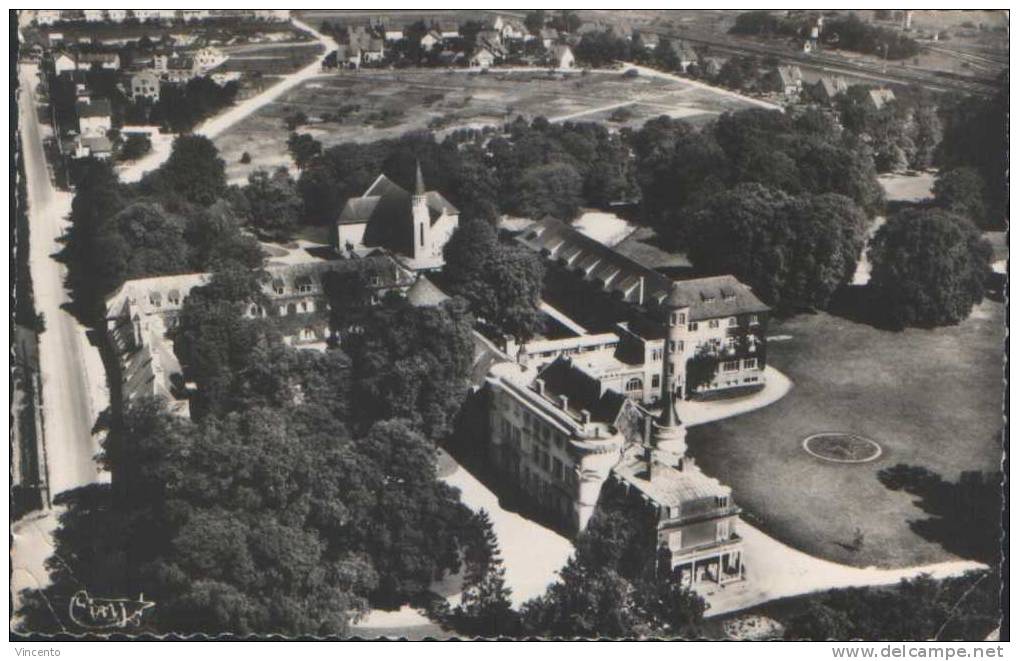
686,300 -> 1004,569
214,67 -> 764,183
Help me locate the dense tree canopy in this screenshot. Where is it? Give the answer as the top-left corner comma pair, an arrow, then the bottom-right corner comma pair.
630,110 -> 884,237
868,208 -> 991,327
937,80 -> 1008,229
343,297 -> 476,440
785,570 -> 1000,640
146,135 -> 227,206
242,167 -> 302,241
685,184 -> 868,310
442,218 -> 545,341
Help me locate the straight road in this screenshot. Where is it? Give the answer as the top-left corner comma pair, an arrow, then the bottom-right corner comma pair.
12,63 -> 108,623
17,64 -> 106,495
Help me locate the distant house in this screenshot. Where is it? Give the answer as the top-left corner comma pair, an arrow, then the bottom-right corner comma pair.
420,29 -> 443,50
193,46 -> 228,72
130,71 -> 161,101
539,28 -> 559,49
766,65 -> 803,96
53,51 -> 76,75
348,26 -> 385,63
253,10 -> 291,22
34,10 -> 61,26
83,10 -> 105,23
701,57 -> 724,77
493,16 -> 527,41
670,41 -> 699,72
435,22 -> 460,40
810,75 -> 848,105
637,32 -> 659,51
334,163 -> 460,271
162,56 -> 197,83
77,51 -> 121,71
106,9 -> 127,23
384,28 -> 404,42
76,98 -> 112,137
867,87 -> 897,111
470,45 -> 497,68
180,10 -> 210,22
551,44 -> 576,69
477,29 -> 502,47
75,134 -> 113,160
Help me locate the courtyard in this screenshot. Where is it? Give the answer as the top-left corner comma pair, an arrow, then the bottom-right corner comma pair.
685,300 -> 1004,569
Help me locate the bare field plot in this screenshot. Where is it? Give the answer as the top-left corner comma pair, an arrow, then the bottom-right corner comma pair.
215,68 -> 763,182
219,41 -> 325,76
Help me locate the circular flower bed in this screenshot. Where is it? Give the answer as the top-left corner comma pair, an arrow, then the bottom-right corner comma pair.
802,432 -> 883,464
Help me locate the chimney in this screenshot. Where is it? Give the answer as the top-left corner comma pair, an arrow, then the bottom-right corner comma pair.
535,378 -> 545,396
558,394 -> 568,410
580,409 -> 591,425
644,443 -> 656,481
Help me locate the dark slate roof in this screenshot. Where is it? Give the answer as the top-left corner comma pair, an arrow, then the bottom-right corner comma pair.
337,174 -> 459,255
516,216 -> 673,305
663,275 -> 770,321
536,355 -> 627,425
815,75 -> 847,98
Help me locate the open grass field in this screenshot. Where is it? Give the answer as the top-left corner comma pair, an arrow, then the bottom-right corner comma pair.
686,300 -> 1004,569
214,67 -> 763,183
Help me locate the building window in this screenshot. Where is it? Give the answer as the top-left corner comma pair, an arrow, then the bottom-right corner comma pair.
723,360 -> 740,372
552,458 -> 563,481
625,377 -> 642,392
743,358 -> 758,370
749,314 -> 759,325
725,336 -> 736,350
709,319 -> 720,329
420,223 -> 425,247
688,322 -> 698,332
651,349 -> 662,361
676,312 -> 686,325
668,362 -> 675,375
652,374 -> 660,389
728,317 -> 737,327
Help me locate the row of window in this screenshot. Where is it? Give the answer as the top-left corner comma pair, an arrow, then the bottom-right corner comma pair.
722,358 -> 759,372
670,314 -> 760,331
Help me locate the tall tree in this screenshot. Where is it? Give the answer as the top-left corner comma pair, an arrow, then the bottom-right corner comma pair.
443,218 -> 545,341
243,167 -> 301,241
868,208 -> 991,327
154,135 -> 227,206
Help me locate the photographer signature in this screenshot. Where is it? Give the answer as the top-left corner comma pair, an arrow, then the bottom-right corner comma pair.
68,591 -> 155,629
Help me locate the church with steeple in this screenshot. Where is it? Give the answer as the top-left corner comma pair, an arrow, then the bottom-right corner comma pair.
334,161 -> 460,271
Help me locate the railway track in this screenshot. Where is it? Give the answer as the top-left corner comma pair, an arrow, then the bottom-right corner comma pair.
645,27 -> 1000,96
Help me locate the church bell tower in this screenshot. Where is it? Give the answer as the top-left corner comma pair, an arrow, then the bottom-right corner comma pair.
411,160 -> 430,261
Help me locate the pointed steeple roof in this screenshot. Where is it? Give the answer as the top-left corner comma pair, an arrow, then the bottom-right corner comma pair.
414,160 -> 425,196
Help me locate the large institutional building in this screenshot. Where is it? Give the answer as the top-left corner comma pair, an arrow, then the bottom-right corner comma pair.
480,217 -> 763,589
508,216 -> 770,406
104,256 -> 417,417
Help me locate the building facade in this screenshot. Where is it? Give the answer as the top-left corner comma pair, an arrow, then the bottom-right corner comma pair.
513,217 -> 769,404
